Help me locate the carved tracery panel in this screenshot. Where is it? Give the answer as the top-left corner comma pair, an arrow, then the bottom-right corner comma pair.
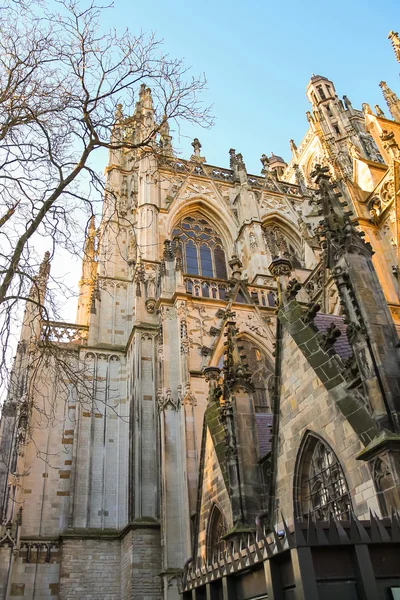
263,225 -> 302,268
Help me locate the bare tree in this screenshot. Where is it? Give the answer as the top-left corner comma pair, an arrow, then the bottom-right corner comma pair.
0,0 -> 212,396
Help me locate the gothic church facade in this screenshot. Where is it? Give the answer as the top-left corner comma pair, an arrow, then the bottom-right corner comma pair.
1,31 -> 400,600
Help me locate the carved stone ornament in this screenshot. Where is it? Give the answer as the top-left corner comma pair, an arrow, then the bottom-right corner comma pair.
145,298 -> 156,314
157,387 -> 181,412
182,382 -> 197,406
268,258 -> 292,279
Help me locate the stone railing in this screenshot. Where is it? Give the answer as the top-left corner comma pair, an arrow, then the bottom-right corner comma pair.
247,286 -> 277,308
183,277 -> 231,301
41,321 -> 89,345
159,157 -> 306,197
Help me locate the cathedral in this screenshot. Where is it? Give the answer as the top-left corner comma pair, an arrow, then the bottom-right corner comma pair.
1,30 -> 400,600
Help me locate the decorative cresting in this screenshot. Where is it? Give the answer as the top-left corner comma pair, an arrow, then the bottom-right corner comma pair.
181,511 -> 400,594
294,434 -> 351,521
172,213 -> 228,280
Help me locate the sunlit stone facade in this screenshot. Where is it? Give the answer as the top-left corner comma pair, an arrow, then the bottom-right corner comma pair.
0,32 -> 400,600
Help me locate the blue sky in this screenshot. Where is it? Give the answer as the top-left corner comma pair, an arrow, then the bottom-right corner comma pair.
106,0 -> 399,174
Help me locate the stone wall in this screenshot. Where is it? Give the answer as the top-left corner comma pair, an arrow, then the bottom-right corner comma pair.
59,538 -> 120,600
0,545 -> 60,600
129,527 -> 162,600
198,429 -> 232,560
274,329 -> 379,524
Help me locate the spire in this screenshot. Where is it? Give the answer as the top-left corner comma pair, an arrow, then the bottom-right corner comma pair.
379,81 -> 400,121
134,84 -> 156,141
84,216 -> 96,260
388,30 -> 400,63
29,251 -> 51,303
159,117 -> 173,156
77,217 -> 97,325
311,164 -> 372,268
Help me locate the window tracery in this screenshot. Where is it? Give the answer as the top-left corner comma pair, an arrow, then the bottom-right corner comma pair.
295,435 -> 351,520
206,505 -> 227,562
172,214 -> 228,279
263,225 -> 302,268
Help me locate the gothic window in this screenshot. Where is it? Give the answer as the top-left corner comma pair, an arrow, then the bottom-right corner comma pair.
295,434 -> 351,521
206,505 -> 227,562
172,214 -> 228,279
263,225 -> 302,268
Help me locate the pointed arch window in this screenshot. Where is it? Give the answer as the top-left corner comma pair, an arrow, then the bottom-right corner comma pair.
206,505 -> 227,562
172,214 -> 228,279
295,434 -> 351,521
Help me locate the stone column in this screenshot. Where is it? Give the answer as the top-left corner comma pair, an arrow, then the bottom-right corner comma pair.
159,305 -> 191,600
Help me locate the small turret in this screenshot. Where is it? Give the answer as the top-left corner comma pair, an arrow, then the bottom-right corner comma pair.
268,153 -> 287,178
77,217 -> 97,325
306,75 -> 336,107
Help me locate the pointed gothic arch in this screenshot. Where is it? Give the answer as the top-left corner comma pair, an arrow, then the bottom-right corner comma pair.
206,503 -> 227,562
167,197 -> 235,257
293,431 -> 352,521
171,212 -> 229,279
261,215 -> 303,268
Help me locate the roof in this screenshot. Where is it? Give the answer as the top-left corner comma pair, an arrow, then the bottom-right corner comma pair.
314,313 -> 353,361
269,152 -> 286,165
256,413 -> 274,458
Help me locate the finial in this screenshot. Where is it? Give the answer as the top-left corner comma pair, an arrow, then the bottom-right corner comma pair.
115,104 -> 123,122
388,30 -> 400,63
236,152 -> 246,171
362,102 -> 373,115
380,129 -> 400,159
191,138 -> 201,155
343,95 -> 352,109
379,81 -> 400,121
30,251 -> 51,299
289,139 -> 297,152
159,117 -> 173,156
190,138 -> 205,163
375,105 -> 385,117
260,154 -> 270,175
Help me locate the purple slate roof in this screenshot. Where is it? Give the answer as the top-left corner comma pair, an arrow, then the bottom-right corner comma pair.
314,313 -> 353,361
256,413 -> 274,458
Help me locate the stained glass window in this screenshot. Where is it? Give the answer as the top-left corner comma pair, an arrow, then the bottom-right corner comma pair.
172,214 -> 228,279
296,436 -> 351,521
207,506 -> 227,562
